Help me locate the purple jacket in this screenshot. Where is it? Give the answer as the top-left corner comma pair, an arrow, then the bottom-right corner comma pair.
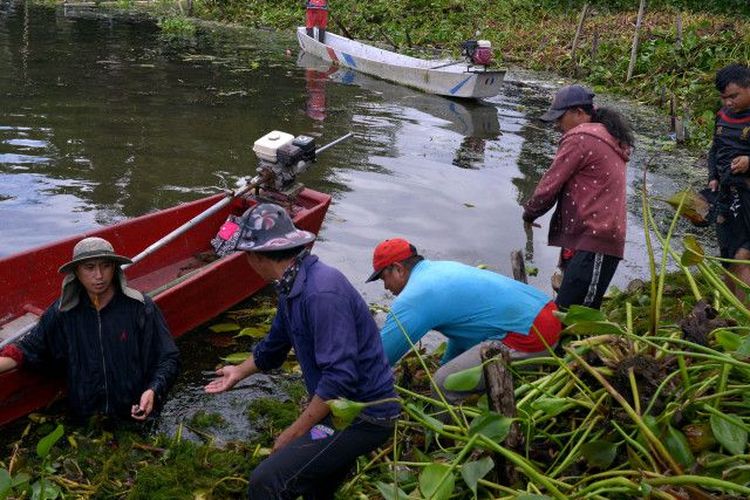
253,254 -> 399,420
523,122 -> 630,258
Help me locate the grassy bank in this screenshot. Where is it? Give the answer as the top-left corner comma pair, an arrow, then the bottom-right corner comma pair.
173,0 -> 750,148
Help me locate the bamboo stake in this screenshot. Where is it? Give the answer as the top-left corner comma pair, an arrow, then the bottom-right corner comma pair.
626,0 -> 647,82
570,2 -> 590,76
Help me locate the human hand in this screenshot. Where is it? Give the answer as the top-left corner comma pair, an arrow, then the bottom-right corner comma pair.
204,365 -> 244,394
730,155 -> 749,175
131,389 -> 155,420
708,179 -> 719,192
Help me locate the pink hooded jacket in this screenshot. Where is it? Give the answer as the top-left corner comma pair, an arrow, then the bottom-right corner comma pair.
523,122 -> 631,259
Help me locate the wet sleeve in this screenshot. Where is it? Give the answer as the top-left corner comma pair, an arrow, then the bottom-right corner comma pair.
16,304 -> 63,371
523,137 -> 584,222
380,298 -> 431,366
252,310 -> 292,372
306,291 -> 360,401
144,302 -> 180,403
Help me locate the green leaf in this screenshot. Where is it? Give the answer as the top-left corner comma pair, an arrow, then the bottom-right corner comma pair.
714,329 -> 742,351
327,398 -> 366,430
375,481 -> 409,500
738,334 -> 750,356
681,235 -> 705,266
419,463 -> 455,500
563,321 -> 625,335
530,397 -> 569,417
236,326 -> 269,338
0,469 -> 11,497
220,352 -> 250,364
461,457 -> 493,495
36,424 -> 64,459
443,365 -> 483,391
561,305 -> 607,324
664,425 -> 695,468
710,413 -> 748,455
516,496 -> 553,500
31,478 -> 61,500
405,403 -> 444,432
209,323 -> 240,333
468,412 -> 511,442
581,440 -> 618,468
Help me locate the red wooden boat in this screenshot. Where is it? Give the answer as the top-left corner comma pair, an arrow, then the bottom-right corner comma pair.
0,188 -> 331,426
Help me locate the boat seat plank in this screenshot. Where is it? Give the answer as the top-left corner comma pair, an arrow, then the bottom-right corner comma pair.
129,255 -> 212,294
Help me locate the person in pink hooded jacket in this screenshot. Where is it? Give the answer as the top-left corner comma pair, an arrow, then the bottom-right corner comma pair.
523,85 -> 634,309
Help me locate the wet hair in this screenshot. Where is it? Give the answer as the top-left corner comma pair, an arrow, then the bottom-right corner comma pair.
578,104 -> 634,149
254,246 -> 305,262
715,64 -> 750,92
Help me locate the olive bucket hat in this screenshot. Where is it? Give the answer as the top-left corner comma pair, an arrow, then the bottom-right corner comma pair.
58,237 -> 133,274
212,203 -> 316,257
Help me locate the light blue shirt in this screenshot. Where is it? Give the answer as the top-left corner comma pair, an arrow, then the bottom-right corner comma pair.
380,260 -> 551,365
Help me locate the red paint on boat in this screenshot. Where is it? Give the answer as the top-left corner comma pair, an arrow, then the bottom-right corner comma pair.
0,189 -> 331,426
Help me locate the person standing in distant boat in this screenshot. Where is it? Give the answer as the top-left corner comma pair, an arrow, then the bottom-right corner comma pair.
306,0 -> 329,43
523,85 -> 634,310
0,237 -> 180,423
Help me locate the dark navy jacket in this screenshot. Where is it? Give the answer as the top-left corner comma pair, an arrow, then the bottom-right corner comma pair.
708,106 -> 750,188
18,290 -> 180,419
253,255 -> 399,420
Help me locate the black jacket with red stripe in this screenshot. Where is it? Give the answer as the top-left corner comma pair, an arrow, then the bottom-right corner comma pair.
708,107 -> 750,188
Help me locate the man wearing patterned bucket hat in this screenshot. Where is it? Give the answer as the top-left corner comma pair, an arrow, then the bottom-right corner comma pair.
0,237 -> 179,422
206,203 -> 399,500
367,238 -> 561,404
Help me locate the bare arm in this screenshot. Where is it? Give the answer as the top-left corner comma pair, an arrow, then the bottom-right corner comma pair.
0,357 -> 18,373
273,395 -> 331,453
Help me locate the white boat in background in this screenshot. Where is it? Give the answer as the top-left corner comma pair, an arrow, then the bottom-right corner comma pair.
296,27 -> 505,99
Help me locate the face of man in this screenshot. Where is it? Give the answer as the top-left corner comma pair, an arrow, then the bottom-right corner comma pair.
245,252 -> 278,282
555,107 -> 589,133
75,259 -> 116,297
720,83 -> 750,113
380,263 -> 408,296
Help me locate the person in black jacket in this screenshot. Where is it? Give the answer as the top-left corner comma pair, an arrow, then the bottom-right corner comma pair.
0,237 -> 180,421
708,64 -> 750,302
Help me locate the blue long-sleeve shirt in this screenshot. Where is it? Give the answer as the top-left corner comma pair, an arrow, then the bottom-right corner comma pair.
380,260 -> 552,365
253,254 -> 399,419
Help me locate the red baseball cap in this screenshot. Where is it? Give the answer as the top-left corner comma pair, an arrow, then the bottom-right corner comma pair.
366,238 -> 416,282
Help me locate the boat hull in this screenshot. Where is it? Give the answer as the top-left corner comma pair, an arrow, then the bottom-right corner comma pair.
0,189 -> 331,426
297,27 -> 505,99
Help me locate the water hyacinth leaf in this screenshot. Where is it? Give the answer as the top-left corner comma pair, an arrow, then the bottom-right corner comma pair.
530,397 -> 569,417
737,334 -> 750,357
563,320 -> 625,335
469,412 -> 511,442
516,496 -> 553,500
714,329 -> 742,351
209,323 -> 240,333
561,305 -> 607,325
443,365 -> 483,391
31,478 -> 61,500
681,235 -> 705,266
664,425 -> 695,469
36,424 -> 64,459
328,398 -> 366,429
375,481 -> 410,500
710,414 -> 748,455
580,440 -> 619,469
461,456 -> 494,495
666,190 -> 711,225
419,463 -> 455,500
220,352 -> 250,364
0,469 -> 11,497
236,326 -> 269,338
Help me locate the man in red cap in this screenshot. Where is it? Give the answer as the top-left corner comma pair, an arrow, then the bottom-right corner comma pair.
367,238 -> 561,403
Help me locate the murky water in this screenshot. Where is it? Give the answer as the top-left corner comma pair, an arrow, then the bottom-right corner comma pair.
0,2 -> 709,441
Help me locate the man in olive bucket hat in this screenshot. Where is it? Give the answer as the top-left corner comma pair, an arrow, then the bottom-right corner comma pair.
0,237 -> 179,423
206,203 -> 399,500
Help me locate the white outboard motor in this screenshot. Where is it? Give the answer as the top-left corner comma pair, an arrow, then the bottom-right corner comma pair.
252,131 -> 317,194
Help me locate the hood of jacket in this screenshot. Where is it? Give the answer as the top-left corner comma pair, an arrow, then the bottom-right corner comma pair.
564,122 -> 632,163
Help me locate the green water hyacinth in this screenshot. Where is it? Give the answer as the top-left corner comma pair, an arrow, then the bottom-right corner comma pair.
327,397 -> 401,429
